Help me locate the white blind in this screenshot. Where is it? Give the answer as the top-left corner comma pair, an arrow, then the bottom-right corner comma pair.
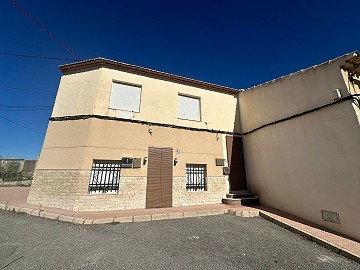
109,82 -> 141,112
178,95 -> 200,121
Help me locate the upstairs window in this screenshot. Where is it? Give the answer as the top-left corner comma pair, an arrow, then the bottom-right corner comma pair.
109,82 -> 141,112
178,94 -> 201,121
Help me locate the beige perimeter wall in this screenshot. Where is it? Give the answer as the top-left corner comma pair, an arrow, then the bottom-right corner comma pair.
239,54 -> 360,241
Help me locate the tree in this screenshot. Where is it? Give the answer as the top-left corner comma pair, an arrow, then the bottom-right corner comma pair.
0,160 -> 22,181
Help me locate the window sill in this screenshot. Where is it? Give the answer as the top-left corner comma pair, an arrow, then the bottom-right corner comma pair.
178,117 -> 201,122
87,192 -> 119,195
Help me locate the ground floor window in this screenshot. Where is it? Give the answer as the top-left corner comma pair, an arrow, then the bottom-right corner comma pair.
88,160 -> 121,194
186,164 -> 207,191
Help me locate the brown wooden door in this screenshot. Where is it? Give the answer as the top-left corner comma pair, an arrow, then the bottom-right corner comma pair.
146,147 -> 173,208
226,136 -> 247,191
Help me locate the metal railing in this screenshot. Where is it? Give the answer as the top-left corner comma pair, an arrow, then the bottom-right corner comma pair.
88,160 -> 121,194
186,164 -> 207,191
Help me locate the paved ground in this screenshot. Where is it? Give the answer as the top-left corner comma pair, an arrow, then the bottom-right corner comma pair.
0,211 -> 359,270
1,186 -> 360,263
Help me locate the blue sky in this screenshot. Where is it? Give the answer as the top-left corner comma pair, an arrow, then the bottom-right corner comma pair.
0,0 -> 359,159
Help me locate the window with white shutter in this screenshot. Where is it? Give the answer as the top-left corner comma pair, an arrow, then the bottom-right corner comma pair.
109,82 -> 141,112
178,94 -> 201,121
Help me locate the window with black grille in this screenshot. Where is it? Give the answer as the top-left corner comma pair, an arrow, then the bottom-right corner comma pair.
88,160 -> 121,194
186,164 -> 207,191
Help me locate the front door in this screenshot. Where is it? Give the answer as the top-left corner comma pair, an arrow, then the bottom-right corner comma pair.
226,136 -> 247,191
146,147 -> 173,208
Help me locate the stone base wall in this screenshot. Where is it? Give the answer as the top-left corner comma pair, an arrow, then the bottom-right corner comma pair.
173,176 -> 229,207
28,170 -> 228,211
27,169 -> 89,210
27,169 -> 148,211
73,176 -> 147,211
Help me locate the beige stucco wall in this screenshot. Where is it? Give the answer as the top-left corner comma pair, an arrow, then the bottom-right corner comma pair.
52,67 -> 240,133
28,119 -> 229,210
239,54 -> 360,241
52,68 -> 102,117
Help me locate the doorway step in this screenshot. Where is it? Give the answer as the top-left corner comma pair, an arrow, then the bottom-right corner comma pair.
222,190 -> 259,206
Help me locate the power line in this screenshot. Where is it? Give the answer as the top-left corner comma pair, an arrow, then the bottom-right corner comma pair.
0,115 -> 44,135
0,52 -> 78,62
0,84 -> 56,96
0,108 -> 51,111
0,105 -> 52,108
0,105 -> 52,112
9,0 -> 83,60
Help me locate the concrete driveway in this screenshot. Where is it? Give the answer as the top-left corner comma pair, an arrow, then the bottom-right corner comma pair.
0,211 -> 358,270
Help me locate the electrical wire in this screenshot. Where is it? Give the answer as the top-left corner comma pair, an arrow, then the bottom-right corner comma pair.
50,114 -> 240,135
0,84 -> 56,97
0,105 -> 52,108
0,52 -> 78,62
9,0 -> 83,60
0,105 -> 52,111
0,105 -> 51,110
241,94 -> 360,136
49,94 -> 360,136
0,115 -> 44,135
0,109 -> 51,111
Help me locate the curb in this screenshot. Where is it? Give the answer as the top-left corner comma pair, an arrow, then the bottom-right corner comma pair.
0,204 -> 259,226
228,209 -> 259,217
259,212 -> 360,264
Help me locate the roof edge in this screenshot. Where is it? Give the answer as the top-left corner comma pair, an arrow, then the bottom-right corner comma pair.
59,58 -> 239,95
244,51 -> 357,91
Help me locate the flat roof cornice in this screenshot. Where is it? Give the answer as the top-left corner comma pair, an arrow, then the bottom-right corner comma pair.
59,58 -> 239,95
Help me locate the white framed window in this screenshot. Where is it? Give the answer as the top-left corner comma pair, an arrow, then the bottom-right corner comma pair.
178,94 -> 201,121
109,82 -> 141,112
186,164 -> 207,191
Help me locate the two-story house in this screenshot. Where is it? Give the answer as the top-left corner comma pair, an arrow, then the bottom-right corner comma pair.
27,58 -> 246,211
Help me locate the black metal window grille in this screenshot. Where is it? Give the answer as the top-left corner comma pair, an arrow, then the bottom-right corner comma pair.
186,164 -> 207,191
88,160 -> 121,194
